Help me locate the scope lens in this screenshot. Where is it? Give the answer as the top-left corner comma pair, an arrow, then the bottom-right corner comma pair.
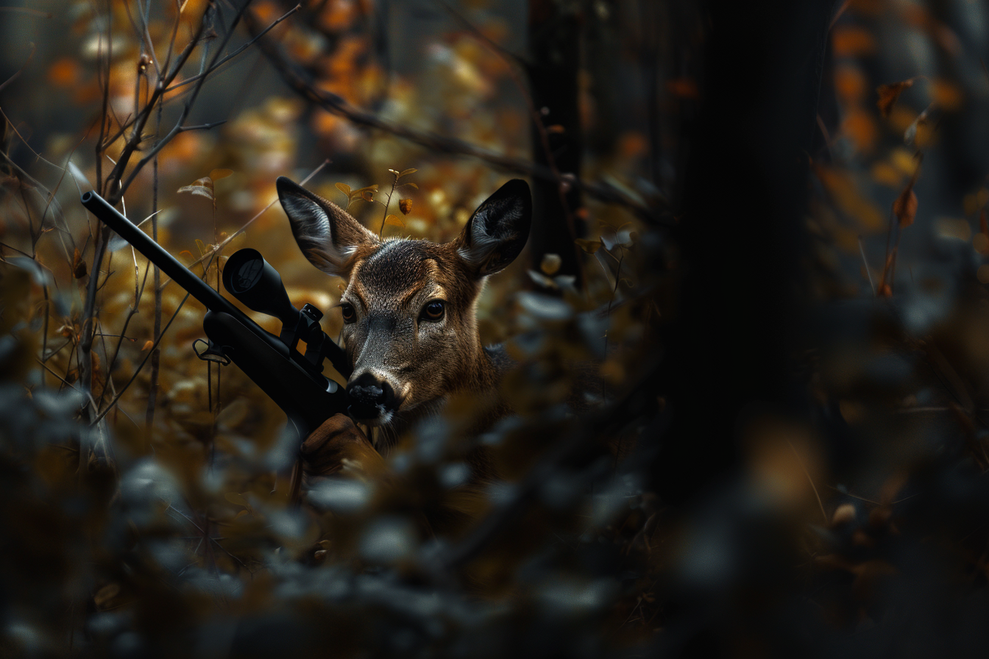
225,249 -> 264,294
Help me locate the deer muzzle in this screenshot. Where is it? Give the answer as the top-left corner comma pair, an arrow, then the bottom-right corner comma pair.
346,372 -> 401,425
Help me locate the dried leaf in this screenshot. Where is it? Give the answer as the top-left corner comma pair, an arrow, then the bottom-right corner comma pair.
893,154 -> 922,228
384,214 -> 405,227
177,176 -> 214,200
94,583 -> 120,609
877,78 -> 915,118
904,105 -> 934,147
541,253 -> 562,275
142,340 -> 154,351
398,168 -> 417,178
225,492 -> 249,507
893,187 -> 918,228
399,198 -> 413,215
575,238 -> 603,254
72,248 -> 87,279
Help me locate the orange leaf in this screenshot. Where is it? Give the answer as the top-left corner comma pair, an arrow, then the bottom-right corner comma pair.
877,78 -> 915,118
384,214 -> 405,227
72,248 -> 87,279
832,26 -> 877,57
142,340 -> 154,351
893,154 -> 923,228
666,78 -> 698,99
893,188 -> 917,228
398,198 -> 413,215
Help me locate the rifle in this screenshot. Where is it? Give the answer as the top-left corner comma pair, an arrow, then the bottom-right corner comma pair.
81,190 -> 352,498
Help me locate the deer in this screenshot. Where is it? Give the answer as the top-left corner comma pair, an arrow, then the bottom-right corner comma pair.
274,176 -> 532,491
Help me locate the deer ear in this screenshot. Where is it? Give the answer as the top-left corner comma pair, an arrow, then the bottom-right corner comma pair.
456,179 -> 532,277
277,176 -> 378,278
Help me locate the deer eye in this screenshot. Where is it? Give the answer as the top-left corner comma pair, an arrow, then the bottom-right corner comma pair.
340,303 -> 356,324
420,300 -> 445,322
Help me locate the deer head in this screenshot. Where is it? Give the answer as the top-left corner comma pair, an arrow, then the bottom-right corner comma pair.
277,176 -> 531,434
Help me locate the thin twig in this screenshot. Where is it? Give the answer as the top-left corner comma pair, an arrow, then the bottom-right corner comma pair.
242,8 -> 664,225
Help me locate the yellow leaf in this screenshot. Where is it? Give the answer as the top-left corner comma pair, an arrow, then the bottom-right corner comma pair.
385,214 -> 405,227
335,182 -> 351,196
575,238 -> 602,254
541,253 -> 562,275
177,176 -> 214,200
398,168 -> 418,178
402,182 -> 419,190
142,340 -> 154,351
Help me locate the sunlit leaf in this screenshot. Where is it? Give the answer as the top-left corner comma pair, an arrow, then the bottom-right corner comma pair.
335,182 -> 352,196
142,340 -> 153,351
402,182 -> 419,190
385,214 -> 405,227
398,168 -> 418,178
177,176 -> 214,200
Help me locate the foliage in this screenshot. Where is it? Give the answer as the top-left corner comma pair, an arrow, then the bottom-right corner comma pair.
2,0 -> 989,657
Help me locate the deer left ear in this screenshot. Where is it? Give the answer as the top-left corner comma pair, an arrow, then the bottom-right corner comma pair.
456,179 -> 532,277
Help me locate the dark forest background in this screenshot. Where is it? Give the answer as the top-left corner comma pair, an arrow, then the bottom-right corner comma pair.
3,0 -> 989,656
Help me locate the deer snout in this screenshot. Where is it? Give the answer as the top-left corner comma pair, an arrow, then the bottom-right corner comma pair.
347,372 -> 401,425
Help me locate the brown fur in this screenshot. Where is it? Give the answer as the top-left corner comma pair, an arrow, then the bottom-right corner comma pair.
276,177 -> 532,458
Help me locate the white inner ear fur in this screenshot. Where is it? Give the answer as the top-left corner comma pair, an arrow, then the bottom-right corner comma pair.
457,217 -> 510,265
281,194 -> 332,244
281,192 -> 361,276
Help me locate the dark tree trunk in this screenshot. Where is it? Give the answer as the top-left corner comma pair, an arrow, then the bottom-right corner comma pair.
526,0 -> 584,282
652,0 -> 838,503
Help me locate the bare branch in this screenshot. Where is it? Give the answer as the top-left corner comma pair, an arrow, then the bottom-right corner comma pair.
242,8 -> 666,224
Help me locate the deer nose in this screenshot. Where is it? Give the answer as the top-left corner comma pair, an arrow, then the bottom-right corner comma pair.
346,372 -> 399,421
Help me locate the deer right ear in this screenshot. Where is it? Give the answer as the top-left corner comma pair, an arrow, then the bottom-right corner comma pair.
456,179 -> 532,278
277,176 -> 379,278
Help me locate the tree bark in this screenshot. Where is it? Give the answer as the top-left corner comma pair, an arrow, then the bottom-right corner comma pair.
526,0 -> 584,282
653,0 -> 838,503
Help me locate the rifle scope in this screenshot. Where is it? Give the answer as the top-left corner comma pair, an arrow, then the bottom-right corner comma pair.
222,249 -> 298,328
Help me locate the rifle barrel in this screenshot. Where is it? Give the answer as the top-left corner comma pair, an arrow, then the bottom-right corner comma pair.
81,191 -> 247,322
